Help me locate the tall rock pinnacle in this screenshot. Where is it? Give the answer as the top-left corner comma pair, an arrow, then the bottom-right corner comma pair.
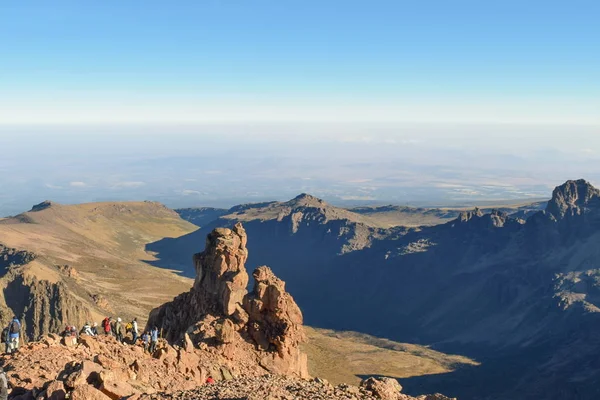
192,224 -> 249,317
146,222 -> 308,378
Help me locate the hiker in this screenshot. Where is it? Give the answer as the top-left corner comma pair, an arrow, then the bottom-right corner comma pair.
141,331 -> 149,352
82,322 -> 94,336
1,327 -> 8,354
0,366 -> 8,400
131,318 -> 139,344
115,318 -> 123,343
7,316 -> 21,354
110,318 -> 117,337
62,325 -> 71,338
149,326 -> 158,354
102,317 -> 111,336
206,376 -> 215,384
91,322 -> 99,336
61,325 -> 77,345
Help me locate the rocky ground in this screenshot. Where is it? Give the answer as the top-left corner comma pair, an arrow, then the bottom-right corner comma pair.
140,375 -> 455,400
2,334 -> 455,400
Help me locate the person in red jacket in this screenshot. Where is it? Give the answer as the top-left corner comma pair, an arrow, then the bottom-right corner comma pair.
102,317 -> 111,335
206,377 -> 215,384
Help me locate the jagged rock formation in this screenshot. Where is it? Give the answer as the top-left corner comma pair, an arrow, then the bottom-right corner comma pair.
147,224 -> 250,342
146,223 -> 309,378
546,179 -> 600,220
0,244 -> 35,272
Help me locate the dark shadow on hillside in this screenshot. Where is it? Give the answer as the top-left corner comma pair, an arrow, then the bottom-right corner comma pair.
145,225 -> 216,278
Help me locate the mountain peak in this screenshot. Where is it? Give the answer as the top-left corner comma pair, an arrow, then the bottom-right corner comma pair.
546,179 -> 600,220
29,200 -> 57,212
289,193 -> 327,207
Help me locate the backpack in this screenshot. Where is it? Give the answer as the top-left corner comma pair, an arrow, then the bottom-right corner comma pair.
125,322 -> 133,333
9,320 -> 20,334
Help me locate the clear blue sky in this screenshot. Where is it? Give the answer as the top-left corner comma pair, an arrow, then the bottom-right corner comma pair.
1,0 -> 599,125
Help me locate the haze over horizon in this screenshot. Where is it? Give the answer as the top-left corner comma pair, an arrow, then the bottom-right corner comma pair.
1,1 -> 599,215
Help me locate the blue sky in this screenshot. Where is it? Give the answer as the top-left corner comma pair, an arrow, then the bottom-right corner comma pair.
0,0 -> 599,124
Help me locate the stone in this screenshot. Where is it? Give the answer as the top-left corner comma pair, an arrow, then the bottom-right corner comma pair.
70,385 -> 112,400
215,318 -> 236,344
100,379 -> 137,400
79,334 -> 100,353
45,380 -> 66,400
183,332 -> 194,352
361,377 -> 403,400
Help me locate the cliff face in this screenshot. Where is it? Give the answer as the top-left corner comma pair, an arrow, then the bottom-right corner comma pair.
147,222 -> 309,378
3,274 -> 92,341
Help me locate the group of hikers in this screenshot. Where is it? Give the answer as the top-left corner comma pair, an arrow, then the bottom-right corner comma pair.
61,316 -> 160,353
1,315 -> 160,356
0,316 -> 218,397
1,317 -> 21,355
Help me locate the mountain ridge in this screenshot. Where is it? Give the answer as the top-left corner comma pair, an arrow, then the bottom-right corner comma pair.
162,179 -> 600,399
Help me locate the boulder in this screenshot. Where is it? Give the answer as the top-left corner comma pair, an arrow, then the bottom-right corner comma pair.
100,379 -> 138,400
45,380 -> 66,400
70,385 -> 112,400
361,377 -> 403,400
215,318 -> 236,344
79,334 -> 100,353
183,332 -> 194,352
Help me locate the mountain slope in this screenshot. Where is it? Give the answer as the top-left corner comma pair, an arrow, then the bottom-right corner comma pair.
0,200 -> 197,339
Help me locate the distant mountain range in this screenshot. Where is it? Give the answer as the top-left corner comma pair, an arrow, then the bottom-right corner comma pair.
148,180 -> 600,400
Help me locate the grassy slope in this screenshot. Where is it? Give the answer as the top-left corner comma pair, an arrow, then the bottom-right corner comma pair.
304,327 -> 477,386
0,201 -> 197,323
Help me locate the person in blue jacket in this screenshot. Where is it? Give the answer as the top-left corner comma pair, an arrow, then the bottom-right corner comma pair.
149,326 -> 159,354
7,316 -> 21,354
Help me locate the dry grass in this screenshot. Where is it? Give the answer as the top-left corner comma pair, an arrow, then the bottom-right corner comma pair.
303,327 -> 478,386
0,201 -> 197,324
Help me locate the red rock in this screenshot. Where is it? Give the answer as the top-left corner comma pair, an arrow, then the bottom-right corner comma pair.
45,380 -> 66,400
100,379 -> 137,400
361,377 -> 403,400
79,335 -> 100,353
70,385 -> 112,400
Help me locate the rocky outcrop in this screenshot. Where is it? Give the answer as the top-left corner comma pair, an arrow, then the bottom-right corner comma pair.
3,275 -> 92,341
146,222 -> 309,378
146,224 -> 249,342
244,266 -> 307,374
0,244 -> 35,275
546,179 -> 600,220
